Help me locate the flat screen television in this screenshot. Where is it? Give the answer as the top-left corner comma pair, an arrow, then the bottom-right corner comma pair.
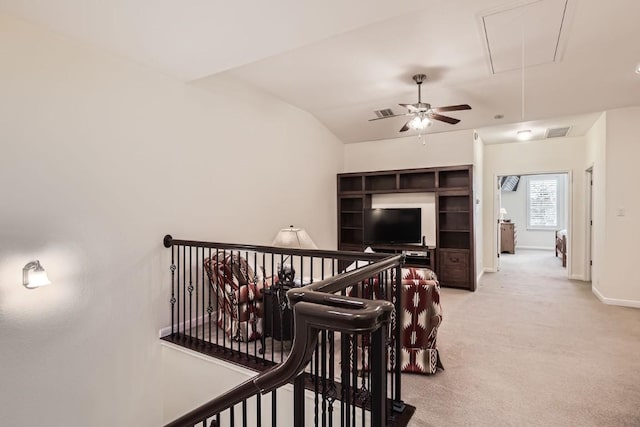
364,208 -> 421,245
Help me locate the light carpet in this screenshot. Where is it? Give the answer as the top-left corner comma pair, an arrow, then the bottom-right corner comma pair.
404,249 -> 640,426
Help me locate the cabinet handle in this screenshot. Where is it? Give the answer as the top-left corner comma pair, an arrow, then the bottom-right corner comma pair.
450,256 -> 459,263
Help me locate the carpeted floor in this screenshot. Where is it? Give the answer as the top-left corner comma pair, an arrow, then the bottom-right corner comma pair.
404,249 -> 640,427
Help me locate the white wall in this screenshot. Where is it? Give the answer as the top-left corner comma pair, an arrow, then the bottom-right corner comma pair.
500,174 -> 568,249
0,14 -> 343,427
343,129 -> 474,172
483,137 -> 587,279
598,107 -> 640,304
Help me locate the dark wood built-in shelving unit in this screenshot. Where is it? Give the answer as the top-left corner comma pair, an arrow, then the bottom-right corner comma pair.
337,165 -> 476,291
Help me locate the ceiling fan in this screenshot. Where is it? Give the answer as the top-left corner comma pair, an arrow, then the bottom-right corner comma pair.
369,74 -> 471,132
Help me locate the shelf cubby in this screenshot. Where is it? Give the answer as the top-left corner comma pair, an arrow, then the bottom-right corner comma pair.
439,170 -> 470,189
364,174 -> 397,192
399,171 -> 436,190
339,175 -> 363,192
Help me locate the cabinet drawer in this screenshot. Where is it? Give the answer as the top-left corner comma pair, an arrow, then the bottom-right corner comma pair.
438,250 -> 469,284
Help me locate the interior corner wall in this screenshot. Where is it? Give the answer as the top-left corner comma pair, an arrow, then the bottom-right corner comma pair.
473,133 -> 484,280
599,107 -> 640,304
0,14 -> 343,427
482,137 -> 587,277
585,112 -> 606,298
342,129 -> 475,172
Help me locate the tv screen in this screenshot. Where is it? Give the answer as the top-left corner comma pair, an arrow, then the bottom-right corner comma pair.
364,208 -> 421,245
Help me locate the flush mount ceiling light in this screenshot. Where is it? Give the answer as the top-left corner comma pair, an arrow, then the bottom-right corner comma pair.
517,129 -> 533,141
635,63 -> 640,74
23,260 -> 51,289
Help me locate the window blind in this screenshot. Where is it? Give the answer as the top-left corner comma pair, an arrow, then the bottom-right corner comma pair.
528,178 -> 558,227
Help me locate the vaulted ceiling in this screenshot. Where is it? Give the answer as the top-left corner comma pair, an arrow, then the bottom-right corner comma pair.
2,0 -> 639,143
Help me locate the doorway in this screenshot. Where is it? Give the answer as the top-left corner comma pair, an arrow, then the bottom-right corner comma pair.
495,172 -> 570,276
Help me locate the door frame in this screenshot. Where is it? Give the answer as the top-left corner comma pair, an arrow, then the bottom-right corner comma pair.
492,170 -> 572,276
585,166 -> 593,282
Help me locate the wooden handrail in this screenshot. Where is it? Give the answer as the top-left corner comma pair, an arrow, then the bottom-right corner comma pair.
163,240 -> 401,427
163,234 -> 389,262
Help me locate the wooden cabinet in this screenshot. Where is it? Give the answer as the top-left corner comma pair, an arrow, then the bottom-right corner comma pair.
337,165 -> 476,291
438,249 -> 470,287
500,222 -> 516,254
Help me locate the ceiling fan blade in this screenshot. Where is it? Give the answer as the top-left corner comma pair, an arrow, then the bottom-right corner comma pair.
429,113 -> 460,125
432,104 -> 471,113
399,121 -> 411,132
399,103 -> 419,112
368,113 -> 412,122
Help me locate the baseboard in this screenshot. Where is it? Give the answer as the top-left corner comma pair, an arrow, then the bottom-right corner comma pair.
570,274 -> 586,281
476,269 -> 485,283
159,313 -> 213,338
484,267 -> 497,273
516,246 -> 554,251
592,286 -> 640,308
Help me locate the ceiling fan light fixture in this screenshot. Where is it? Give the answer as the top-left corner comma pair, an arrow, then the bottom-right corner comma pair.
409,115 -> 431,130
517,129 -> 533,141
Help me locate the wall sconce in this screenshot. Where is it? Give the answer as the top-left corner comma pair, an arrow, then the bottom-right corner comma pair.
23,260 -> 51,289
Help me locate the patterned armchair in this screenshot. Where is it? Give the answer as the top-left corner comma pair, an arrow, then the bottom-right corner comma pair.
398,267 -> 443,374
348,266 -> 443,375
204,253 -> 271,342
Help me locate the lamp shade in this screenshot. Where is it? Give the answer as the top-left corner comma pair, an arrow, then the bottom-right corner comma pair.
500,208 -> 508,215
272,225 -> 317,249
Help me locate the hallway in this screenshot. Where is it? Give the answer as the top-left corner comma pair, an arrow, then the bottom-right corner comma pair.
403,250 -> 640,426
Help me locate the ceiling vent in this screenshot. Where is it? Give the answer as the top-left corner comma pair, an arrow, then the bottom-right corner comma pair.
545,126 -> 571,138
374,108 -> 394,118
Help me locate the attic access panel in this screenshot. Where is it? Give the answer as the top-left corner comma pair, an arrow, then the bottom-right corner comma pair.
481,0 -> 569,74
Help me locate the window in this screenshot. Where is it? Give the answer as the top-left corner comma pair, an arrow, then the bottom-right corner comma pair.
526,175 -> 565,230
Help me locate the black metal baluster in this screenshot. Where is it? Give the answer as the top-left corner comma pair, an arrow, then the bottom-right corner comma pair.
352,333 -> 357,425
279,253 -> 284,363
393,265 -> 403,412
170,246 -> 176,335
328,329 -> 335,427
294,375 -> 306,427
230,404 -> 235,426
361,331 -> 367,427
210,248 -> 214,344
242,398 -> 247,427
189,246 -> 193,338
197,247 -> 201,340
370,325 -> 387,427
245,250 -> 249,359
341,332 -> 350,427
314,336 -> 320,427
261,251 -> 267,363
183,245 -> 186,335
271,252 -> 275,364
271,390 -> 277,427
222,249 -> 227,351
256,393 -> 262,427
254,251 -> 258,358
321,329 -> 327,427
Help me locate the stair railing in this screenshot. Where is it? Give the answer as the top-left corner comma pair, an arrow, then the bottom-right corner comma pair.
164,248 -> 403,427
